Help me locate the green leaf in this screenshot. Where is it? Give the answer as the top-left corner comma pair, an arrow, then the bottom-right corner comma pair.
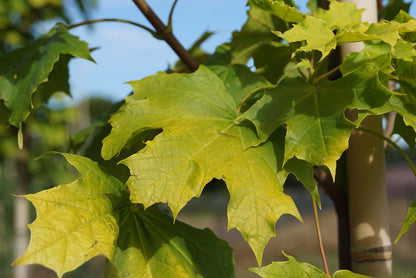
103,66 -> 301,265
0,23 -> 93,126
252,43 -> 292,84
230,6 -> 292,83
15,153 -> 235,278
31,53 -> 71,107
393,40 -> 416,61
104,205 -> 235,278
248,0 -> 306,22
284,158 -> 320,205
249,252 -> 328,277
340,42 -> 393,76
395,202 -> 416,243
274,16 -> 336,61
243,68 -> 391,177
231,7 -> 287,65
333,269 -> 372,278
13,153 -> 124,278
393,114 -> 415,154
365,21 -> 401,46
208,63 -> 270,110
314,0 -> 364,30
381,0 -> 411,21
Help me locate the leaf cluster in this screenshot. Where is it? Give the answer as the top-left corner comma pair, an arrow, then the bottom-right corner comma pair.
3,0 -> 416,277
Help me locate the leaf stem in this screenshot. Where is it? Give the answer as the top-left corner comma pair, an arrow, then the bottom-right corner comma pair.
310,50 -> 315,75
132,0 -> 199,72
357,126 -> 416,179
314,65 -> 341,84
312,196 -> 331,277
237,85 -> 275,114
66,18 -> 156,35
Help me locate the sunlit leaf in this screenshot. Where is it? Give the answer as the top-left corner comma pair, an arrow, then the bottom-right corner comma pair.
13,153 -> 123,277
333,269 -> 372,278
242,68 -> 391,177
273,16 -> 336,61
248,0 -> 305,22
314,0 -> 363,29
15,153 -> 236,278
103,66 -> 301,264
249,252 -> 327,277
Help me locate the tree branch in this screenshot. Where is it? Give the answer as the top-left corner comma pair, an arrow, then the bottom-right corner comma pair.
132,0 -> 199,72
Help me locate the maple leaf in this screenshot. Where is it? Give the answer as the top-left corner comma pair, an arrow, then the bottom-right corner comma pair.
249,252 -> 328,278
106,204 -> 235,278
248,0 -> 306,23
0,23 -> 93,126
15,153 -> 235,278
314,0 -> 364,30
242,68 -> 391,177
13,153 -> 123,277
230,7 -> 292,83
250,253 -> 372,277
273,16 -> 337,61
103,66 -> 301,264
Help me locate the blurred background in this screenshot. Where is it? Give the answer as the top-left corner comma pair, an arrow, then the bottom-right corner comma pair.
1,0 -> 415,277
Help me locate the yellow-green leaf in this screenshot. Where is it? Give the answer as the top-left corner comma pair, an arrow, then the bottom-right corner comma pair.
15,153 -> 236,278
249,252 -> 328,277
248,0 -> 306,23
314,0 -> 364,30
13,153 -> 123,278
103,66 -> 301,265
274,16 -> 336,61
242,68 -> 391,177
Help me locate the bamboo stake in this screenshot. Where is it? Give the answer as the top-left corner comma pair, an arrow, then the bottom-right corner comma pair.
340,0 -> 392,276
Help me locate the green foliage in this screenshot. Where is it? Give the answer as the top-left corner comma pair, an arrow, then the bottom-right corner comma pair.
250,254 -> 373,278
14,153 -> 235,278
0,23 -> 93,126
102,66 -> 301,264
5,0 -> 416,277
250,252 -> 329,277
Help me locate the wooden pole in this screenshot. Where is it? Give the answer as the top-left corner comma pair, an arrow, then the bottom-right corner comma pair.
340,0 -> 392,276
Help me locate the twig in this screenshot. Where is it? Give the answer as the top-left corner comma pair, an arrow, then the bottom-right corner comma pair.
313,166 -> 351,269
66,18 -> 156,35
383,112 -> 396,151
384,81 -> 397,151
132,0 -> 199,72
312,196 -> 331,277
314,65 -> 341,84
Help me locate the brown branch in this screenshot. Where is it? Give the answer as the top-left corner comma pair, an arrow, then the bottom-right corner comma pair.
314,65 -> 341,84
132,0 -> 199,72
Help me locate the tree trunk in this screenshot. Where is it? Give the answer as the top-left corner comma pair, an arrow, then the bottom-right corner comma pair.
340,0 -> 392,276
